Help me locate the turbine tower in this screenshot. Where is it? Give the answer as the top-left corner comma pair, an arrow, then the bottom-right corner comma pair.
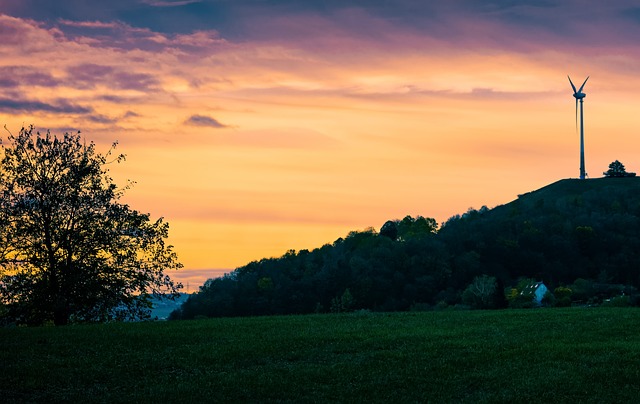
568,75 -> 589,180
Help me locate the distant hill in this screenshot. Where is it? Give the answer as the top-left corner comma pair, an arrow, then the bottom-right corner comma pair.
150,294 -> 190,320
173,177 -> 640,319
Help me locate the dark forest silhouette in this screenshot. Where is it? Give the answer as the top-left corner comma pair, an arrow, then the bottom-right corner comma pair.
173,176 -> 640,319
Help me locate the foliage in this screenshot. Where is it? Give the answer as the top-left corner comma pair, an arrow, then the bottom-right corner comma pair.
604,160 -> 636,178
601,295 -> 631,307
505,278 -> 539,308
330,288 -> 355,313
5,309 -> 640,402
0,126 -> 182,326
379,220 -> 398,240
174,178 -> 640,319
554,286 -> 573,307
462,275 -> 499,309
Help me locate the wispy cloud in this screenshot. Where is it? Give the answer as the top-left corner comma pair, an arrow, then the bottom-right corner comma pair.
85,114 -> 117,124
185,114 -> 228,128
0,66 -> 59,88
66,63 -> 160,91
0,97 -> 92,114
141,0 -> 203,7
122,110 -> 140,119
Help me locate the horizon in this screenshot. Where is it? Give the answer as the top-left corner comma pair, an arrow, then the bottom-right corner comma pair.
2,1 -> 640,288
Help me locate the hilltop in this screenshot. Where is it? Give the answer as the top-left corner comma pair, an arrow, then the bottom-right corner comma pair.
173,177 -> 640,318
438,177 -> 640,292
503,177 -> 640,212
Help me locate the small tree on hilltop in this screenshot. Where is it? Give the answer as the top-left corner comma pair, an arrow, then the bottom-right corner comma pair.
0,126 -> 182,326
604,160 -> 636,178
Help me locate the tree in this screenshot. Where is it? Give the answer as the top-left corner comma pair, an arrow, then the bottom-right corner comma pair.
462,275 -> 498,309
379,220 -> 398,241
330,288 -> 355,313
397,215 -> 438,240
604,160 -> 635,178
0,126 -> 182,325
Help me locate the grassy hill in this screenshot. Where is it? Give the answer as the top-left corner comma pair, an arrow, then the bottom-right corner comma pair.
3,308 -> 640,403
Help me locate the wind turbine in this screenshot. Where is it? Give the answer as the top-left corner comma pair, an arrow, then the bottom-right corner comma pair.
568,75 -> 589,180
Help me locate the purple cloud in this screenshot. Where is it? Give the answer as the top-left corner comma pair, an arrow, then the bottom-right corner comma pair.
56,18 -> 225,54
0,98 -> 92,114
65,63 -> 159,91
86,114 -> 117,124
0,66 -> 59,88
122,110 -> 140,118
141,0 -> 203,7
185,114 -> 228,128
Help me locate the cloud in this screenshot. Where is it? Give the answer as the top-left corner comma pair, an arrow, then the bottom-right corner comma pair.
85,114 -> 117,124
141,0 -> 203,7
0,14 -> 64,52
65,63 -> 159,91
0,98 -> 92,114
98,95 -> 144,104
122,110 -> 140,118
55,16 -> 227,53
0,66 -> 59,88
185,114 -> 228,128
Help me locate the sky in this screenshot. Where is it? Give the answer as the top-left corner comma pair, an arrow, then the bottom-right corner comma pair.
1,0 -> 640,289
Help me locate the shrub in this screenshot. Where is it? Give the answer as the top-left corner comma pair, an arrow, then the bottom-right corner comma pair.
602,295 -> 631,307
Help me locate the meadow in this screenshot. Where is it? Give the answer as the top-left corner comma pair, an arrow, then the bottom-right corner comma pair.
3,308 -> 640,403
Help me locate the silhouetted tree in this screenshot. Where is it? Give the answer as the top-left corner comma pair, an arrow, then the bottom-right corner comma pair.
604,160 -> 635,177
379,220 -> 398,240
0,126 -> 182,326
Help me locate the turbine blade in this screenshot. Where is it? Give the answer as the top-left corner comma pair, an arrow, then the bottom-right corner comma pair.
578,76 -> 589,93
568,75 -> 577,93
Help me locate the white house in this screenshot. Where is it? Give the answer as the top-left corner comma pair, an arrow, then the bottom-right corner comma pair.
522,282 -> 548,306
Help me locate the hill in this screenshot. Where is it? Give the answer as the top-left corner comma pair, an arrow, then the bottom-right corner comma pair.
499,177 -> 640,214
439,177 -> 640,289
149,294 -> 190,320
173,178 -> 640,318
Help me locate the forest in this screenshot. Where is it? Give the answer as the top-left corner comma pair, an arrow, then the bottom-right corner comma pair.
171,177 -> 640,319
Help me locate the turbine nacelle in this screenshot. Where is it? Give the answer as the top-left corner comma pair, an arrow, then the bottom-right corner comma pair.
568,75 -> 589,99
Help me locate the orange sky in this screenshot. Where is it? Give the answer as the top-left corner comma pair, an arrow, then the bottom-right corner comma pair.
1,1 -> 640,288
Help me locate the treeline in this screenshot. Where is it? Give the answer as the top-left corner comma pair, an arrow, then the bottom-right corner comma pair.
171,178 -> 640,319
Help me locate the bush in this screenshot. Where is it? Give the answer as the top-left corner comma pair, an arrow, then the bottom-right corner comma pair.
602,295 -> 631,307
554,287 -> 573,307
462,275 -> 499,309
330,289 -> 355,313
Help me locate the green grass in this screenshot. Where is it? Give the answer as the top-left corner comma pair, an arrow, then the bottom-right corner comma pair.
3,308 -> 640,403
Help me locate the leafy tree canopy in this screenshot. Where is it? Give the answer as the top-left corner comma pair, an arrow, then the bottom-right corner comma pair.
604,160 -> 636,178
0,126 -> 182,326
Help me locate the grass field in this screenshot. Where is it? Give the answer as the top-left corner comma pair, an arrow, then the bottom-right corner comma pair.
3,308 -> 640,403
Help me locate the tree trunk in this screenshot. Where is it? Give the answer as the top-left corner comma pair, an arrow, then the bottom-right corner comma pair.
53,305 -> 69,326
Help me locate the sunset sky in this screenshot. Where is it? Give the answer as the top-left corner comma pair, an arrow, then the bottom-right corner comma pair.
1,1 -> 640,288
